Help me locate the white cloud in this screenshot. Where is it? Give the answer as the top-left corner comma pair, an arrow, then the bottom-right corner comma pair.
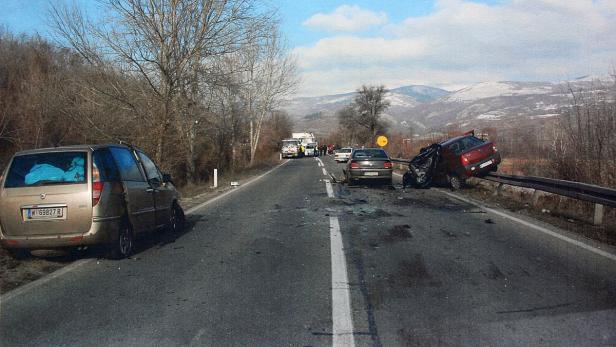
294,0 -> 616,96
302,5 -> 388,32
293,36 -> 427,69
298,66 -> 503,97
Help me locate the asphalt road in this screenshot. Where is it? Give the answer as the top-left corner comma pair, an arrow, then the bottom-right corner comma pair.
1,156 -> 616,346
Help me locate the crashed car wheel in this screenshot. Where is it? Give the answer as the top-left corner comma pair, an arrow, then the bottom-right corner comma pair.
402,171 -> 417,188
448,174 -> 465,191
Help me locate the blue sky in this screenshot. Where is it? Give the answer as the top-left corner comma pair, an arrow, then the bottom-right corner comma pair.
2,0 -> 615,96
269,0 -> 439,46
3,0 -> 446,44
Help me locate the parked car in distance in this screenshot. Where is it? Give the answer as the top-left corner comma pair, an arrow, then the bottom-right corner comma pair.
0,144 -> 184,259
305,143 -> 317,157
436,134 -> 501,189
334,147 -> 353,162
344,148 -> 393,185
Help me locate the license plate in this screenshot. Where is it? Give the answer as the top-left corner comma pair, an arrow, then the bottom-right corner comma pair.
26,207 -> 65,220
364,172 -> 379,176
479,160 -> 493,168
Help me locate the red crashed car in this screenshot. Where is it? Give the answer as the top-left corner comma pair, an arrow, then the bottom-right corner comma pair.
404,134 -> 501,190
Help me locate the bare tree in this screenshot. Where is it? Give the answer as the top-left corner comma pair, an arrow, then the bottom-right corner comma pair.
336,85 -> 391,146
236,24 -> 299,166
50,0 -> 265,165
549,78 -> 616,186
353,85 -> 390,140
336,105 -> 361,146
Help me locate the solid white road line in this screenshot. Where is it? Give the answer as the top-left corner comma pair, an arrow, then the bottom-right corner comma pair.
317,157 -> 324,166
1,160 -> 291,304
441,191 -> 616,262
330,216 -> 356,347
325,179 -> 334,198
322,168 -> 328,176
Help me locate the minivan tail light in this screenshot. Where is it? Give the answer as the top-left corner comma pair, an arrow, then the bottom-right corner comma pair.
384,161 -> 393,168
92,182 -> 104,206
350,161 -> 360,169
92,164 -> 103,207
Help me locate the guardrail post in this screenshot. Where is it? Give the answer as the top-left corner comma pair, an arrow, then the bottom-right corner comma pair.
593,204 -> 604,226
531,189 -> 541,207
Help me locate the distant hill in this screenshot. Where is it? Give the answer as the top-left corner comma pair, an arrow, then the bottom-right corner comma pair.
282,80 -> 605,135
281,85 -> 451,135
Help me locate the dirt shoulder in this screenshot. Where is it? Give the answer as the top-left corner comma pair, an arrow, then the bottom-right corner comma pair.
458,178 -> 616,247
0,160 -> 285,295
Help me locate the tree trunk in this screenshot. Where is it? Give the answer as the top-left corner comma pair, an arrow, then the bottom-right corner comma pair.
185,122 -> 197,183
249,119 -> 256,167
231,129 -> 237,176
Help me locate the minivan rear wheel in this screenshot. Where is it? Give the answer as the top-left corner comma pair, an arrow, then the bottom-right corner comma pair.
108,221 -> 134,259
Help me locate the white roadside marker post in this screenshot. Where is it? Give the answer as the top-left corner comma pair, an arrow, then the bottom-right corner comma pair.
213,169 -> 218,188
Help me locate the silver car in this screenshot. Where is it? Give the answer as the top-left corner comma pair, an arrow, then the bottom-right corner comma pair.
334,147 -> 353,162
0,144 -> 184,259
344,148 -> 393,185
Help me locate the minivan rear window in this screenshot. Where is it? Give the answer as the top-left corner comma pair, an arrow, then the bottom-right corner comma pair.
4,152 -> 87,188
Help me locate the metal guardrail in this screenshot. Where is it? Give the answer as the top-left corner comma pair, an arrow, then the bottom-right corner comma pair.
483,173 -> 616,208
391,157 -> 616,209
390,158 -> 412,165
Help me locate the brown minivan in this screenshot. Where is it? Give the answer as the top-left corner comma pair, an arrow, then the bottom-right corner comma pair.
0,144 -> 184,259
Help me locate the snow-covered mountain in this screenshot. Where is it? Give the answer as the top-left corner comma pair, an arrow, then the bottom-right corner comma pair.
443,81 -> 555,102
282,79 -> 607,134
283,85 -> 449,117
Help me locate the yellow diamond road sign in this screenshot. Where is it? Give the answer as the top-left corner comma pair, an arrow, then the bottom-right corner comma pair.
376,135 -> 388,147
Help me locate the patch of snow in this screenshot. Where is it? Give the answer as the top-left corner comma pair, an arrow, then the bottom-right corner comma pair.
385,92 -> 416,107
476,114 -> 502,120
447,81 -> 554,101
321,95 -> 352,104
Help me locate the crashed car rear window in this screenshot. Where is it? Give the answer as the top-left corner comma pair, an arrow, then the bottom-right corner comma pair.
353,149 -> 388,158
4,152 -> 88,188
